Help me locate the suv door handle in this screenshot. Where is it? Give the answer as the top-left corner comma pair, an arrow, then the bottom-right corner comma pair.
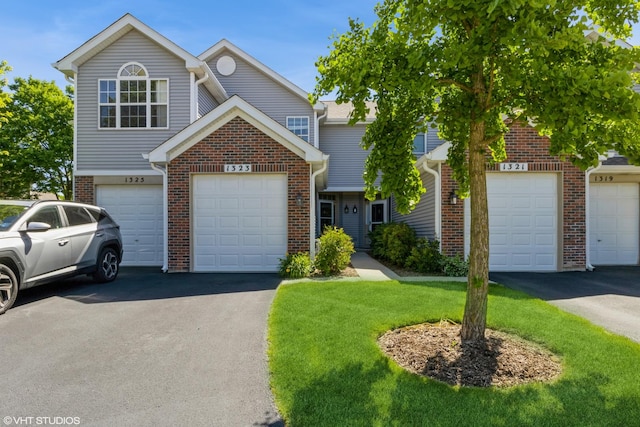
96,232 -> 104,237
58,239 -> 70,246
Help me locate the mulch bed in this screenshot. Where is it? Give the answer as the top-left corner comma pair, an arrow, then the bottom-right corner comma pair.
378,320 -> 563,387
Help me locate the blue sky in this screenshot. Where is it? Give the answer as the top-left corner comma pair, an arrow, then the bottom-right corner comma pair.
2,1 -> 640,94
1,0 -> 378,92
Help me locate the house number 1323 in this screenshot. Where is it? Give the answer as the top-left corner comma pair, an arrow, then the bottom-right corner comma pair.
224,164 -> 251,172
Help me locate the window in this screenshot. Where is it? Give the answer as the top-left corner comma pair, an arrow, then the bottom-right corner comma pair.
99,62 -> 168,129
63,206 -> 95,227
413,133 -> 426,155
286,116 -> 309,142
29,206 -> 62,229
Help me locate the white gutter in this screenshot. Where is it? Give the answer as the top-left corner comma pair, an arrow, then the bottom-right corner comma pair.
314,107 -> 328,149
70,72 -> 78,200
422,160 -> 442,250
147,158 -> 169,273
190,71 -> 210,123
584,161 -> 603,271
310,156 -> 329,258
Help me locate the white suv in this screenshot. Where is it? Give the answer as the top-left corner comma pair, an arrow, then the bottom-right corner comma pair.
0,200 -> 123,314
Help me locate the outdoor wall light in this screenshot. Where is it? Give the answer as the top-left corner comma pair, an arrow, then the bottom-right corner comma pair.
449,190 -> 459,205
344,204 -> 349,214
352,205 -> 358,214
296,193 -> 303,206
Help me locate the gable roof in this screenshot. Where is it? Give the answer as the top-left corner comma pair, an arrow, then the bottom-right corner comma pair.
52,13 -> 228,103
199,39 -> 325,112
147,95 -> 327,164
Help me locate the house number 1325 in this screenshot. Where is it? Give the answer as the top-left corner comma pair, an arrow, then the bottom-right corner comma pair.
124,177 -> 145,183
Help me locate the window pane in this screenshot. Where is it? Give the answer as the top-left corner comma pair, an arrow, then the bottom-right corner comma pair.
29,206 -> 62,229
100,106 -> 116,128
151,80 -> 168,103
151,105 -> 167,127
286,117 -> 309,142
63,206 -> 94,226
99,80 -> 116,104
121,106 -> 146,127
413,134 -> 425,154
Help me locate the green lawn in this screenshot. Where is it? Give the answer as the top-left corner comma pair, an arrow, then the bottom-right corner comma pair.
268,280 -> 640,427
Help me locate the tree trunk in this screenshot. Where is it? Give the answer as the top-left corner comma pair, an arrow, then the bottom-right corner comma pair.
460,119 -> 490,343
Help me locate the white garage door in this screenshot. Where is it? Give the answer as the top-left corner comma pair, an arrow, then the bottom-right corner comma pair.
97,185 -> 163,266
465,173 -> 558,271
590,183 -> 639,265
193,174 -> 287,272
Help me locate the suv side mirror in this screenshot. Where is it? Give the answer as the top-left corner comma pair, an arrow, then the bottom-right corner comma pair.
25,222 -> 52,232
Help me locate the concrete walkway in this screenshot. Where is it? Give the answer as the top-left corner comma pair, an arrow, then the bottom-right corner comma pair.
350,251 -> 468,282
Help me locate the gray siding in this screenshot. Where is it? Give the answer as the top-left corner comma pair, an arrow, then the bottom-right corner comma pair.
426,126 -> 446,152
198,85 -> 218,117
207,51 -> 316,145
319,124 -> 370,189
392,170 -> 437,240
76,31 -> 192,171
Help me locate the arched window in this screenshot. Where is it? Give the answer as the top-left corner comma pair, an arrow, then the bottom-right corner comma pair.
99,62 -> 168,129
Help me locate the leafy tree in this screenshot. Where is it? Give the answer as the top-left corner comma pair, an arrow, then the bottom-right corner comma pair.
312,0 -> 640,343
0,61 -> 11,127
0,77 -> 74,199
0,61 -> 11,167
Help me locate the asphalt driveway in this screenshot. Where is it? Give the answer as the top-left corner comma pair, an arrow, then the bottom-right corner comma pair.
0,268 -> 284,426
490,266 -> 640,343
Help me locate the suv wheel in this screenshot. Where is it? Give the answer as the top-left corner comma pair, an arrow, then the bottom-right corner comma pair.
94,247 -> 119,283
0,263 -> 18,315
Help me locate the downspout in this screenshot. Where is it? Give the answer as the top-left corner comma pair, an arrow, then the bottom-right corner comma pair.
310,157 -> 329,258
68,73 -> 77,200
314,108 -> 327,149
149,161 -> 169,273
422,160 -> 442,251
190,71 -> 210,123
585,161 -> 603,271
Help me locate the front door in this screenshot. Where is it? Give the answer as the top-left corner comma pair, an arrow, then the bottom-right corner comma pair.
369,200 -> 387,232
319,201 -> 334,233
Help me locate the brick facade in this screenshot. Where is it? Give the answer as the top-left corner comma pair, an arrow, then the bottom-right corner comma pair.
74,175 -> 95,204
166,117 -> 310,272
440,121 -> 586,271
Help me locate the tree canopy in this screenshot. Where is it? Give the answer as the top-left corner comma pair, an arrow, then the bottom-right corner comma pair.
312,0 -> 640,342
0,76 -> 74,199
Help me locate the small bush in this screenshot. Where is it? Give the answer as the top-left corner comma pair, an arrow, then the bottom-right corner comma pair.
369,222 -> 416,265
442,255 -> 469,277
368,222 -> 391,260
315,226 -> 355,276
405,238 -> 444,274
278,252 -> 313,279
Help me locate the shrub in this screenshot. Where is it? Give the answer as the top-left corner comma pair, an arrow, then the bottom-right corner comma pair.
368,222 -> 390,260
315,226 -> 355,276
405,238 -> 444,274
278,252 -> 313,279
368,222 -> 416,265
442,254 -> 469,277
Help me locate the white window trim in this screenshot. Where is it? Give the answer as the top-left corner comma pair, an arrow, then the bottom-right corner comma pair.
98,62 -> 169,130
286,116 -> 310,143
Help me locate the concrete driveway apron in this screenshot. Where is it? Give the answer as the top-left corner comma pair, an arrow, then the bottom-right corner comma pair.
490,266 -> 640,343
0,268 -> 284,426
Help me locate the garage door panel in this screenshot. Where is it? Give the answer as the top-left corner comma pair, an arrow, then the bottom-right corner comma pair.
465,173 -> 558,271
193,174 -> 287,272
512,215 -> 532,227
97,185 -> 163,267
590,183 -> 639,265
